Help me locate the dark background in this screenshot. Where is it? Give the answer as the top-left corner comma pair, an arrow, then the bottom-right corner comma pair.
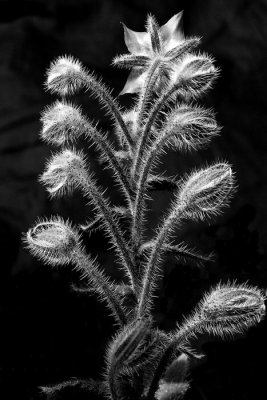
0,0 -> 267,399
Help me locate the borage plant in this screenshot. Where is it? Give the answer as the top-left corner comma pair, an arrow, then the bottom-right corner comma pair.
25,12 -> 265,400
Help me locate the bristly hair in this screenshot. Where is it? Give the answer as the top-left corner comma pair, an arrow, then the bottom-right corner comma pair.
25,10 -> 265,400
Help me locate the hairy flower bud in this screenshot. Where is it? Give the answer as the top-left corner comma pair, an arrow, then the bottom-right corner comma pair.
155,382 -> 190,400
25,217 -> 81,265
164,353 -> 189,384
46,56 -> 85,96
164,104 -> 219,151
196,283 -> 266,338
40,149 -> 87,196
177,163 -> 234,219
171,53 -> 218,98
40,101 -> 88,146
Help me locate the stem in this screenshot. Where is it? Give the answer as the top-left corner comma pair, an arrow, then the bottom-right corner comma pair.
72,250 -> 127,326
133,83 -> 181,180
78,171 -> 139,294
132,128 -> 181,258
136,57 -> 161,128
86,123 -> 134,211
138,206 -> 185,318
82,73 -> 133,148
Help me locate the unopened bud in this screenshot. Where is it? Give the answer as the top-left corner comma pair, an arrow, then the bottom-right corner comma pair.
155,382 -> 190,400
41,101 -> 87,146
177,163 -> 235,219
165,105 -> 219,151
171,53 -> 218,98
25,217 -> 81,265
164,353 -> 189,383
197,283 -> 266,338
46,56 -> 85,96
40,149 -> 87,197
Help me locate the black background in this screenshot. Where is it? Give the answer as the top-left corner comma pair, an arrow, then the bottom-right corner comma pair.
0,0 -> 267,399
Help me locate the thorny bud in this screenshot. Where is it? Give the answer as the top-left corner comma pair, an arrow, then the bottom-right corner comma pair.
155,382 -> 190,400
164,353 -> 189,384
40,101 -> 87,146
196,283 -> 266,338
25,217 -> 81,265
177,163 -> 235,219
165,104 -> 219,151
40,149 -> 87,196
171,53 -> 218,98
46,56 -> 85,96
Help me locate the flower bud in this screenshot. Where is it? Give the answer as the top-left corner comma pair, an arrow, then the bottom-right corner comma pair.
171,53 -> 218,98
25,217 -> 81,265
46,56 -> 85,96
155,382 -> 189,400
164,353 -> 189,384
40,149 -> 87,197
165,104 -> 219,151
197,283 -> 266,338
177,163 -> 234,219
40,101 -> 88,146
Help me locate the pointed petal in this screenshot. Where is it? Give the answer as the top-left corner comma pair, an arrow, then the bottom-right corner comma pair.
119,68 -> 147,95
122,23 -> 151,55
160,12 -> 184,53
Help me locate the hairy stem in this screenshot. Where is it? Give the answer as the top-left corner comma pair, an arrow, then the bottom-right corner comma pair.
132,128 -> 181,255
138,206 -> 185,318
72,249 -> 127,326
81,73 -> 133,148
77,171 -> 139,294
133,83 -> 182,180
136,57 -> 161,128
86,123 -> 134,211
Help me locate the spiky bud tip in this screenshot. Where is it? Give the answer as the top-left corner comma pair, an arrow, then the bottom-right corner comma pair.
25,217 -> 82,265
40,149 -> 87,197
40,101 -> 88,146
46,56 -> 86,96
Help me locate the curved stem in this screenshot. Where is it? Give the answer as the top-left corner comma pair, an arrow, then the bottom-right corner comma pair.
72,250 -> 127,326
132,128 -> 181,258
77,171 -> 139,294
86,123 -> 134,211
133,83 -> 181,180
137,206 -> 185,318
136,57 -> 161,128
82,73 -> 133,148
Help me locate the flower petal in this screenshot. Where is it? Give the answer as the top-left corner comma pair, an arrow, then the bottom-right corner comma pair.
119,68 -> 147,95
160,12 -> 184,53
122,23 -> 151,55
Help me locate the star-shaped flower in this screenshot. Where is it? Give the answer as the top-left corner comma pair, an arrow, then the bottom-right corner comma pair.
113,12 -> 200,95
